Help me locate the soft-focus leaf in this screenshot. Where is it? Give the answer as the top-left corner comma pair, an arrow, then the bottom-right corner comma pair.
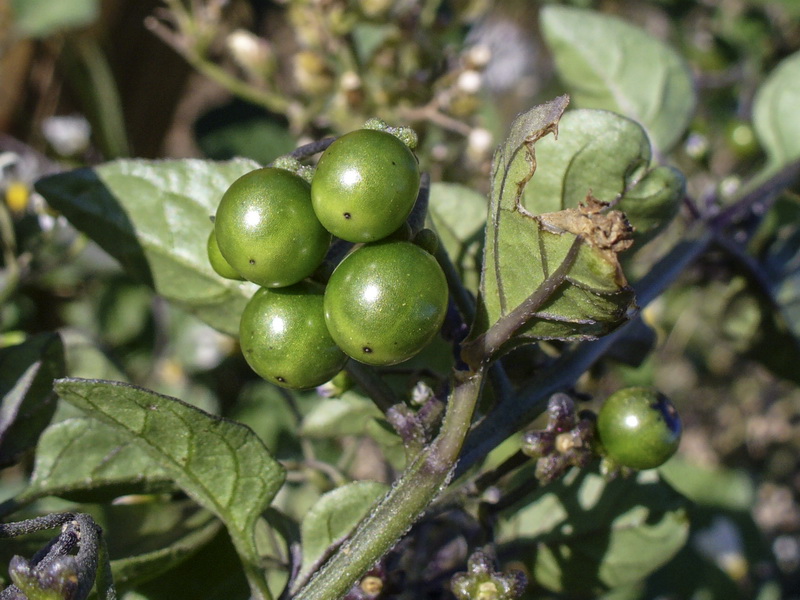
195,101 -> 296,164
229,383 -> 301,457
300,391 -> 384,438
125,525 -> 250,600
352,23 -> 397,64
298,481 -> 389,584
35,159 -> 260,336
475,97 -> 636,346
500,468 -> 689,596
60,329 -> 128,382
659,458 -> 754,512
524,110 -> 683,247
11,0 -> 98,37
753,50 -> 800,172
53,378 -> 285,557
540,5 -> 695,153
0,333 -> 65,467
22,417 -> 171,503
761,219 -> 800,345
102,501 -> 221,587
428,182 -> 487,294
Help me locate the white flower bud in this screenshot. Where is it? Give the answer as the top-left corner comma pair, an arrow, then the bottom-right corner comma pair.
457,69 -> 482,95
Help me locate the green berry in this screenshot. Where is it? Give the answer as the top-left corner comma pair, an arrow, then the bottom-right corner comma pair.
324,241 -> 448,365
215,167 -> 330,288
239,282 -> 348,389
207,229 -> 244,280
311,129 -> 420,243
596,387 -> 681,470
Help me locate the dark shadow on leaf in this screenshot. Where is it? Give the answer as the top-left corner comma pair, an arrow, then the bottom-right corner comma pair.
35,169 -> 154,287
0,333 -> 65,467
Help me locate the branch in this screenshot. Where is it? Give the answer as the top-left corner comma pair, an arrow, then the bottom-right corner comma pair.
292,367 -> 486,600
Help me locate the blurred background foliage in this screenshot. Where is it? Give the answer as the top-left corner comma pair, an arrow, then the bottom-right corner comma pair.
2,0 -> 800,598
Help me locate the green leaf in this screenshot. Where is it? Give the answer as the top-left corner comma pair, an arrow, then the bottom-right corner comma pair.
11,0 -> 98,37
524,109 -> 683,247
428,182 -> 487,294
615,165 -> 684,248
753,50 -> 800,172
475,97 -> 636,347
500,468 -> 689,597
53,378 -> 285,560
125,525 -> 251,600
102,501 -> 222,588
196,102 -> 296,165
351,23 -> 397,64
298,481 -> 389,584
0,333 -> 65,467
659,458 -> 754,512
35,159 -> 261,336
300,392 -> 384,439
22,418 -> 172,503
540,5 -> 695,153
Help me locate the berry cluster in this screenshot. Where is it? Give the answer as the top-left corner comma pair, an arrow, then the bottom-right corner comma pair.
208,124 -> 449,390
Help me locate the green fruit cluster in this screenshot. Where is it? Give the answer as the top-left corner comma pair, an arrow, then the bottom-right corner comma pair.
207,127 -> 448,389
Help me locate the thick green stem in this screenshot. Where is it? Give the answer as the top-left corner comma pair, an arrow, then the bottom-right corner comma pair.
292,368 -> 485,600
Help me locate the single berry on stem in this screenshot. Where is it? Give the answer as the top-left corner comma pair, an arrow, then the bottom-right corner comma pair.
596,387 -> 682,470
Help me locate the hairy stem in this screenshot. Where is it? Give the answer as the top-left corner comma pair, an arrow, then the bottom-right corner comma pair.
292,367 -> 485,600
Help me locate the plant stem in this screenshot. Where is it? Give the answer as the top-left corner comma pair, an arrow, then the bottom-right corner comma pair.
434,239 -> 476,326
242,559 -> 275,600
292,367 -> 485,600
145,16 -> 293,119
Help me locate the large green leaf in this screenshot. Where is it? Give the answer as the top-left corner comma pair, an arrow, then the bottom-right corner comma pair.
474,97 -> 636,348
296,481 -> 389,588
21,417 -> 171,503
540,5 -> 695,153
0,333 -> 64,467
524,109 -> 683,247
35,159 -> 260,336
500,468 -> 689,597
427,182 -> 487,295
53,378 -> 285,560
753,50 -> 800,172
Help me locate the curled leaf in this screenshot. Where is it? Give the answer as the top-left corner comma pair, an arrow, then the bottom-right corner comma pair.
472,97 -> 636,358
